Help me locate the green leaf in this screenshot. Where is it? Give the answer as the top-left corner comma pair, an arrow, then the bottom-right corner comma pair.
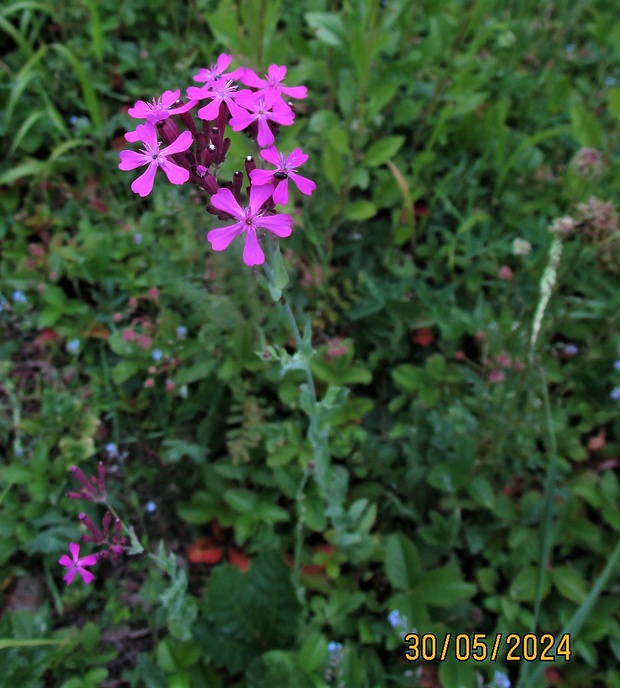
391,364 -> 423,392
176,491 -> 219,525
298,634 -> 328,674
362,136 -> 405,167
468,475 -> 495,509
509,566 -> 542,602
608,87 -> 620,121
224,489 -> 258,513
570,103 -> 604,149
384,533 -> 421,590
273,246 -> 289,290
439,655 -> 476,688
343,200 -> 377,220
415,566 -> 476,606
111,360 -> 139,385
305,12 -> 347,47
552,565 -> 588,604
196,551 -> 301,671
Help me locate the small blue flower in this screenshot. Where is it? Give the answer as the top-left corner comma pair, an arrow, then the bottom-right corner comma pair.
105,442 -> 119,457
176,325 -> 188,340
614,361 -> 620,372
12,290 -> 27,303
145,501 -> 157,513
152,349 -> 162,362
611,387 -> 620,401
66,339 -> 80,354
563,344 -> 578,356
490,670 -> 511,688
606,76 -> 616,86
565,43 -> 575,53
327,641 -> 343,654
388,610 -> 404,628
133,233 -> 142,245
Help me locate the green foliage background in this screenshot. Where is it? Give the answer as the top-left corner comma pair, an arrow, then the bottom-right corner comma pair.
1,0 -> 620,686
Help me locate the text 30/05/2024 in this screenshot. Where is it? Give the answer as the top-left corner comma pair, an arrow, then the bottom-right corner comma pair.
404,632 -> 571,662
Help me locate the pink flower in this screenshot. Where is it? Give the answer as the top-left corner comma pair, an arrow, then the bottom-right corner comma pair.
230,97 -> 294,148
122,328 -> 135,342
58,542 -> 98,585
498,265 -> 513,280
487,370 -> 506,383
192,54 -> 244,86
186,79 -> 252,121
207,185 -> 293,266
240,64 -> 307,108
118,123 -> 192,197
125,90 -> 196,141
250,146 -> 316,205
495,352 -> 511,368
137,334 -> 152,350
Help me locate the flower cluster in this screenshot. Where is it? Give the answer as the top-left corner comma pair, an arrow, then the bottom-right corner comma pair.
118,54 -> 315,266
549,197 -> 620,269
570,147 -> 603,177
59,463 -> 128,585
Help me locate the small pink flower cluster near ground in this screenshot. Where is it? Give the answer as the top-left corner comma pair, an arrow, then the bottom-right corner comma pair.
118,55 -> 316,266
59,463 -> 128,585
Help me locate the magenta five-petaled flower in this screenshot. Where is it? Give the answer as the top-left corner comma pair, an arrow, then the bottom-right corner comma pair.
58,542 -> 98,585
125,90 -> 196,142
229,97 -> 294,148
118,122 -> 192,197
186,79 -> 252,122
240,64 -> 307,109
250,146 -> 316,205
207,185 -> 293,266
192,53 -> 244,86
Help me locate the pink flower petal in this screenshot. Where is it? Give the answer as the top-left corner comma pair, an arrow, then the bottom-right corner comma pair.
124,129 -> 140,143
272,179 -> 289,205
240,68 -> 266,89
259,146 -> 281,166
215,53 -> 232,72
270,106 -> 295,126
227,98 -> 252,121
287,148 -> 308,167
63,569 -> 76,585
69,543 -> 80,561
79,554 -> 99,567
186,85 -> 209,100
161,89 -> 181,107
207,223 -> 245,251
281,84 -> 307,99
211,188 -> 243,219
197,99 -> 223,122
248,184 -> 274,214
160,130 -> 193,156
118,150 -> 146,171
135,122 -> 158,150
256,118 -> 275,147
160,160 -> 190,185
229,112 -> 255,133
254,213 -> 293,237
131,164 -> 157,197
242,227 -> 265,266
289,172 -> 316,195
58,554 -> 73,567
79,569 -> 95,585
128,100 -> 151,119
250,169 -> 275,186
267,64 -> 287,82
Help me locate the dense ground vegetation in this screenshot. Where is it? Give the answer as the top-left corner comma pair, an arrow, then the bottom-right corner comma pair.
1,0 -> 620,686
